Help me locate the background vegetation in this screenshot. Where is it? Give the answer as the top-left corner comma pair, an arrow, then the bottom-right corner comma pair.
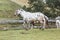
23,0 -> 60,18
0,0 -> 60,18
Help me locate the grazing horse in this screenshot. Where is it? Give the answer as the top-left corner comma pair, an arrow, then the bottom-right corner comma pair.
56,16 -> 60,29
14,9 -> 48,30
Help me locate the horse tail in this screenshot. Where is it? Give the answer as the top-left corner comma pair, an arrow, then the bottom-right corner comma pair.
44,16 -> 48,25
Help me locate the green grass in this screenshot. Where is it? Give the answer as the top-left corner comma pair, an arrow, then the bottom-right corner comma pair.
0,0 -> 21,18
0,0 -> 21,10
0,29 -> 60,40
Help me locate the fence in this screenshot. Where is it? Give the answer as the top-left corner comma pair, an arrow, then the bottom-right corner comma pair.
0,19 -> 56,24
0,20 -> 24,24
0,19 -> 56,30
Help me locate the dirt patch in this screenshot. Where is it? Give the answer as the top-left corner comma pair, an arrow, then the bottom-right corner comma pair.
11,0 -> 29,7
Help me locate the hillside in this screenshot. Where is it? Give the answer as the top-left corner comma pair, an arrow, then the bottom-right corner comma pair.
0,0 -> 21,18
11,0 -> 29,7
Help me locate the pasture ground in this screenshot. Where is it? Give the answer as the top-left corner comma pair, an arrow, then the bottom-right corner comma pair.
0,0 -> 21,18
0,28 -> 60,40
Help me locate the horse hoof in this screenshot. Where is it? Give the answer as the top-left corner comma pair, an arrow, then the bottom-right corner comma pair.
25,28 -> 30,31
42,28 -> 44,30
39,27 -> 42,29
23,27 -> 29,31
39,28 -> 41,29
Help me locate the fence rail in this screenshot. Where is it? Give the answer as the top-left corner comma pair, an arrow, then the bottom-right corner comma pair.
0,19 -> 56,30
0,19 -> 56,24
48,19 -> 56,23
0,20 -> 24,24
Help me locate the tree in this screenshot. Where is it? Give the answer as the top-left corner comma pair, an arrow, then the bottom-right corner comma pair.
22,0 -> 60,18
46,0 -> 60,9
26,0 -> 45,12
46,0 -> 60,18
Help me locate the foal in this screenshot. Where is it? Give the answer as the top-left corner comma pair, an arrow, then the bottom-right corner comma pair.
56,16 -> 60,29
56,20 -> 60,29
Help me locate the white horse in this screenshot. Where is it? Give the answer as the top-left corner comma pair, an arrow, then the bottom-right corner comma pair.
14,9 -> 48,30
56,16 -> 60,29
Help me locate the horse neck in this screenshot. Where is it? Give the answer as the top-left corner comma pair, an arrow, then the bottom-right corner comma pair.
19,11 -> 27,17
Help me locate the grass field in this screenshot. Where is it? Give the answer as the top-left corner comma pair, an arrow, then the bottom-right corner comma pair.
0,0 -> 21,18
0,0 -> 60,40
0,0 -> 21,10
0,29 -> 60,40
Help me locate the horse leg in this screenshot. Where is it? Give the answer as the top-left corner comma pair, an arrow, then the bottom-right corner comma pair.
28,22 -> 31,29
39,23 -> 43,29
42,19 -> 46,30
39,20 -> 44,30
58,23 -> 60,29
56,22 -> 59,29
30,21 -> 34,29
26,21 -> 31,30
23,21 -> 29,30
23,21 -> 27,30
57,23 -> 59,29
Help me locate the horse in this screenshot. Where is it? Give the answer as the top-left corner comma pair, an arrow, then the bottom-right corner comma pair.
14,9 -> 48,30
56,16 -> 60,29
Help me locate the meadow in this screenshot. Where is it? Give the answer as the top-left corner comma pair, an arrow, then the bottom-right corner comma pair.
0,29 -> 60,40
0,0 -> 21,27
0,0 -> 60,40
0,0 -> 21,18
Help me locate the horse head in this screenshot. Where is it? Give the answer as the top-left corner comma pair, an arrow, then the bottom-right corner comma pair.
14,9 -> 25,16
